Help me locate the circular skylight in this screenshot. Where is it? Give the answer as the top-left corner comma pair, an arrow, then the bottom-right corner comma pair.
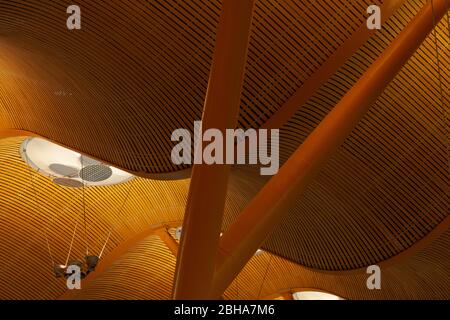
20,137 -> 135,187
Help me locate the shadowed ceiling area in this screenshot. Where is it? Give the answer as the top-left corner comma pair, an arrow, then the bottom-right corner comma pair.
0,0 -> 448,300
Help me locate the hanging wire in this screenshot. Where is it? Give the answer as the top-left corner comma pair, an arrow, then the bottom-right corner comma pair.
44,234 -> 54,266
64,220 -> 79,266
97,177 -> 135,259
236,275 -> 239,300
99,230 -> 112,259
430,0 -> 447,103
117,179 -> 135,219
24,147 -> 54,267
257,255 -> 273,299
80,157 -> 89,255
430,0 -> 448,157
446,1 -> 450,39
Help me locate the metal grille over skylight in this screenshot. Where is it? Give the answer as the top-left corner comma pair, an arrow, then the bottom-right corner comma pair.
21,137 -> 135,187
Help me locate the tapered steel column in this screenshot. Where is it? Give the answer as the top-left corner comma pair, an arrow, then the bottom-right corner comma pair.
173,0 -> 255,299
212,0 -> 449,298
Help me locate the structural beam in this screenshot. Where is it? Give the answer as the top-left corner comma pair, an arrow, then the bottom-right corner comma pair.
261,0 -> 406,130
155,228 -> 179,257
234,0 -> 405,163
212,0 -> 449,298
0,129 -> 38,139
173,0 -> 255,299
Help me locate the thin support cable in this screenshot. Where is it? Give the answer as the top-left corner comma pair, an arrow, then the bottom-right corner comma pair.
24,149 -> 54,267
118,180 -> 135,215
98,180 -> 135,258
257,255 -> 273,299
99,230 -> 112,259
80,157 -> 89,255
446,3 -> 450,39
44,234 -> 54,266
430,0 -> 448,158
430,0 -> 447,99
64,220 -> 79,266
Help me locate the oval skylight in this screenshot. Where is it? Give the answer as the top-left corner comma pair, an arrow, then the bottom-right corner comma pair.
20,137 -> 135,187
293,291 -> 343,300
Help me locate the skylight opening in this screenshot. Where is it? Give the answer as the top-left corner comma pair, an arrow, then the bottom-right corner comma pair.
292,291 -> 343,300
20,137 -> 135,187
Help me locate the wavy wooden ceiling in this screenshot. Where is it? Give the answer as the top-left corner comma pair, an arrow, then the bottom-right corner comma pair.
66,227 -> 450,300
253,0 -> 449,270
0,0 -> 381,175
0,137 -> 257,299
0,0 -> 448,299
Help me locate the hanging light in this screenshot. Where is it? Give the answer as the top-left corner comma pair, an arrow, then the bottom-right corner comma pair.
64,260 -> 86,279
53,264 -> 67,278
85,256 -> 99,274
22,139 -> 120,283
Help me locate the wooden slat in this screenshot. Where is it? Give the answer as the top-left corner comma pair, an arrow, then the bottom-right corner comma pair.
0,0 -> 448,299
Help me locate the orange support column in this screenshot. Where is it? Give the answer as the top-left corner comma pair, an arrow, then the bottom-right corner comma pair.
155,228 -> 179,257
261,0 -> 405,130
173,0 -> 255,299
212,0 -> 449,298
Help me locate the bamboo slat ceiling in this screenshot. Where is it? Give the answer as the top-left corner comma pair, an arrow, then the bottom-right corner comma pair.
67,228 -> 450,300
0,0 -> 382,175
0,0 -> 448,299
